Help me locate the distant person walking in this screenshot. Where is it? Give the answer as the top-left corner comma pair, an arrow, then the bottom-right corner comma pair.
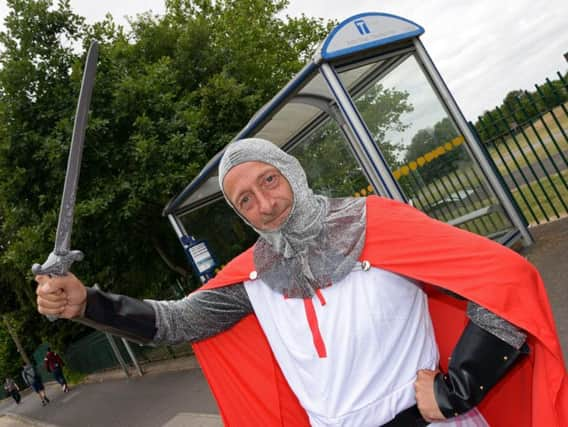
44,347 -> 69,392
3,377 -> 21,404
21,363 -> 49,406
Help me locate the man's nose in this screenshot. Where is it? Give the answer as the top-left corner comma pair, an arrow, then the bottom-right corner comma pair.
257,192 -> 274,214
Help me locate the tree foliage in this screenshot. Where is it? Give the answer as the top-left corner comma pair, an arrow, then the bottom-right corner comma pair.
403,117 -> 464,185
291,84 -> 413,197
474,71 -> 568,142
0,0 -> 331,357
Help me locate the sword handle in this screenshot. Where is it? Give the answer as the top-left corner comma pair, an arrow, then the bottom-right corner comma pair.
32,250 -> 84,321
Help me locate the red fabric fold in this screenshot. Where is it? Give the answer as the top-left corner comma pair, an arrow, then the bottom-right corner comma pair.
193,195 -> 567,426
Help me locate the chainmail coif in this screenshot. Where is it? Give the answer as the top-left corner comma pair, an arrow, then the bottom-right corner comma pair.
219,138 -> 366,298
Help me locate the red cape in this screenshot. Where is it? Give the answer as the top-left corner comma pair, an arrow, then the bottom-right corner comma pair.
192,196 -> 568,426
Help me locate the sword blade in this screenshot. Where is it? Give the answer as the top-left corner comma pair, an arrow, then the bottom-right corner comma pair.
53,40 -> 98,255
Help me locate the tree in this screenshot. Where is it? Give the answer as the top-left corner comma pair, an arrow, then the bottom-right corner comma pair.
291,84 -> 413,197
403,117 -> 463,186
0,0 -> 332,355
473,72 -> 568,142
355,83 -> 412,167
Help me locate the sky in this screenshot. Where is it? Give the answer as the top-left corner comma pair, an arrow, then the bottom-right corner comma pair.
0,0 -> 567,120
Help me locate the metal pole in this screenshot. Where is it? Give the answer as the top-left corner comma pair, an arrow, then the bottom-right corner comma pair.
168,214 -> 208,283
94,284 -> 130,377
413,38 -> 533,246
121,338 -> 144,376
105,333 -> 130,377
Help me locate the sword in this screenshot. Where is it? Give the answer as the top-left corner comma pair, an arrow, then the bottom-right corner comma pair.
32,41 -> 99,317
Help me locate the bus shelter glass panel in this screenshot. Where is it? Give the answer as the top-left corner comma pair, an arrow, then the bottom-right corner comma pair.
337,54 -> 515,240
284,71 -> 372,197
178,201 -> 258,269
290,119 -> 371,198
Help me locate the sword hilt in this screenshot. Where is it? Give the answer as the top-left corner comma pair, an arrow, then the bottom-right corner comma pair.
32,250 -> 84,321
32,250 -> 84,276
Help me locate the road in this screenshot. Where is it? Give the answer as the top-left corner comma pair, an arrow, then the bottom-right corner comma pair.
500,150 -> 568,189
0,365 -> 221,427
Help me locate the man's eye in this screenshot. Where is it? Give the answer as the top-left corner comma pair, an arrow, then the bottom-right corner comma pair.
239,196 -> 250,208
266,174 -> 278,184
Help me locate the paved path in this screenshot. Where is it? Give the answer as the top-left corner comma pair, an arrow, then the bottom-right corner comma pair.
522,216 -> 568,362
0,358 -> 221,427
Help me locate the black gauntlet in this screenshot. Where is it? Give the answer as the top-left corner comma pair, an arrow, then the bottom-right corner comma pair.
75,287 -> 158,345
434,321 -> 528,418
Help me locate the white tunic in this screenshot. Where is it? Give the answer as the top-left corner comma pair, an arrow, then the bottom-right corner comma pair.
244,265 -> 488,427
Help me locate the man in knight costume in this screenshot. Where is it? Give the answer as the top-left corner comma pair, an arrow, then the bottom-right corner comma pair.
36,138 -> 567,426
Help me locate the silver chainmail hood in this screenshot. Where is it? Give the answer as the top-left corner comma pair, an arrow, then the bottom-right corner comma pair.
219,138 -> 366,298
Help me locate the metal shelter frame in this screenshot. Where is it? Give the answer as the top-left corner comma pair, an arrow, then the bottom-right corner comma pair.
162,12 -> 532,281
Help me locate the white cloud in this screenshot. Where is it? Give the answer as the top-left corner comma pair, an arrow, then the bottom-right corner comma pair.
1,0 -> 566,119
69,0 -> 165,25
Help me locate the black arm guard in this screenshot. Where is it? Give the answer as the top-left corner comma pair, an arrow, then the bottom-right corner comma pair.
75,287 -> 158,345
434,321 -> 528,418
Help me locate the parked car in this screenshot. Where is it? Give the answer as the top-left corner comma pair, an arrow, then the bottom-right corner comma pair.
417,189 -> 476,217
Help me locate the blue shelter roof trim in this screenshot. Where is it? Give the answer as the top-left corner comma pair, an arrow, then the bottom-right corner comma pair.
321,12 -> 424,61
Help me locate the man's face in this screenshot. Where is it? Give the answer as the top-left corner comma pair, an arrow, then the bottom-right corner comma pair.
223,161 -> 293,231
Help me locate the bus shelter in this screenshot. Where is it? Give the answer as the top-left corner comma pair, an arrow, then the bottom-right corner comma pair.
163,12 -> 532,282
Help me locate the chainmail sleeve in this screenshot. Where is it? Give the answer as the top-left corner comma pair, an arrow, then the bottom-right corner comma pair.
148,283 -> 253,345
435,287 -> 527,349
467,301 -> 527,350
